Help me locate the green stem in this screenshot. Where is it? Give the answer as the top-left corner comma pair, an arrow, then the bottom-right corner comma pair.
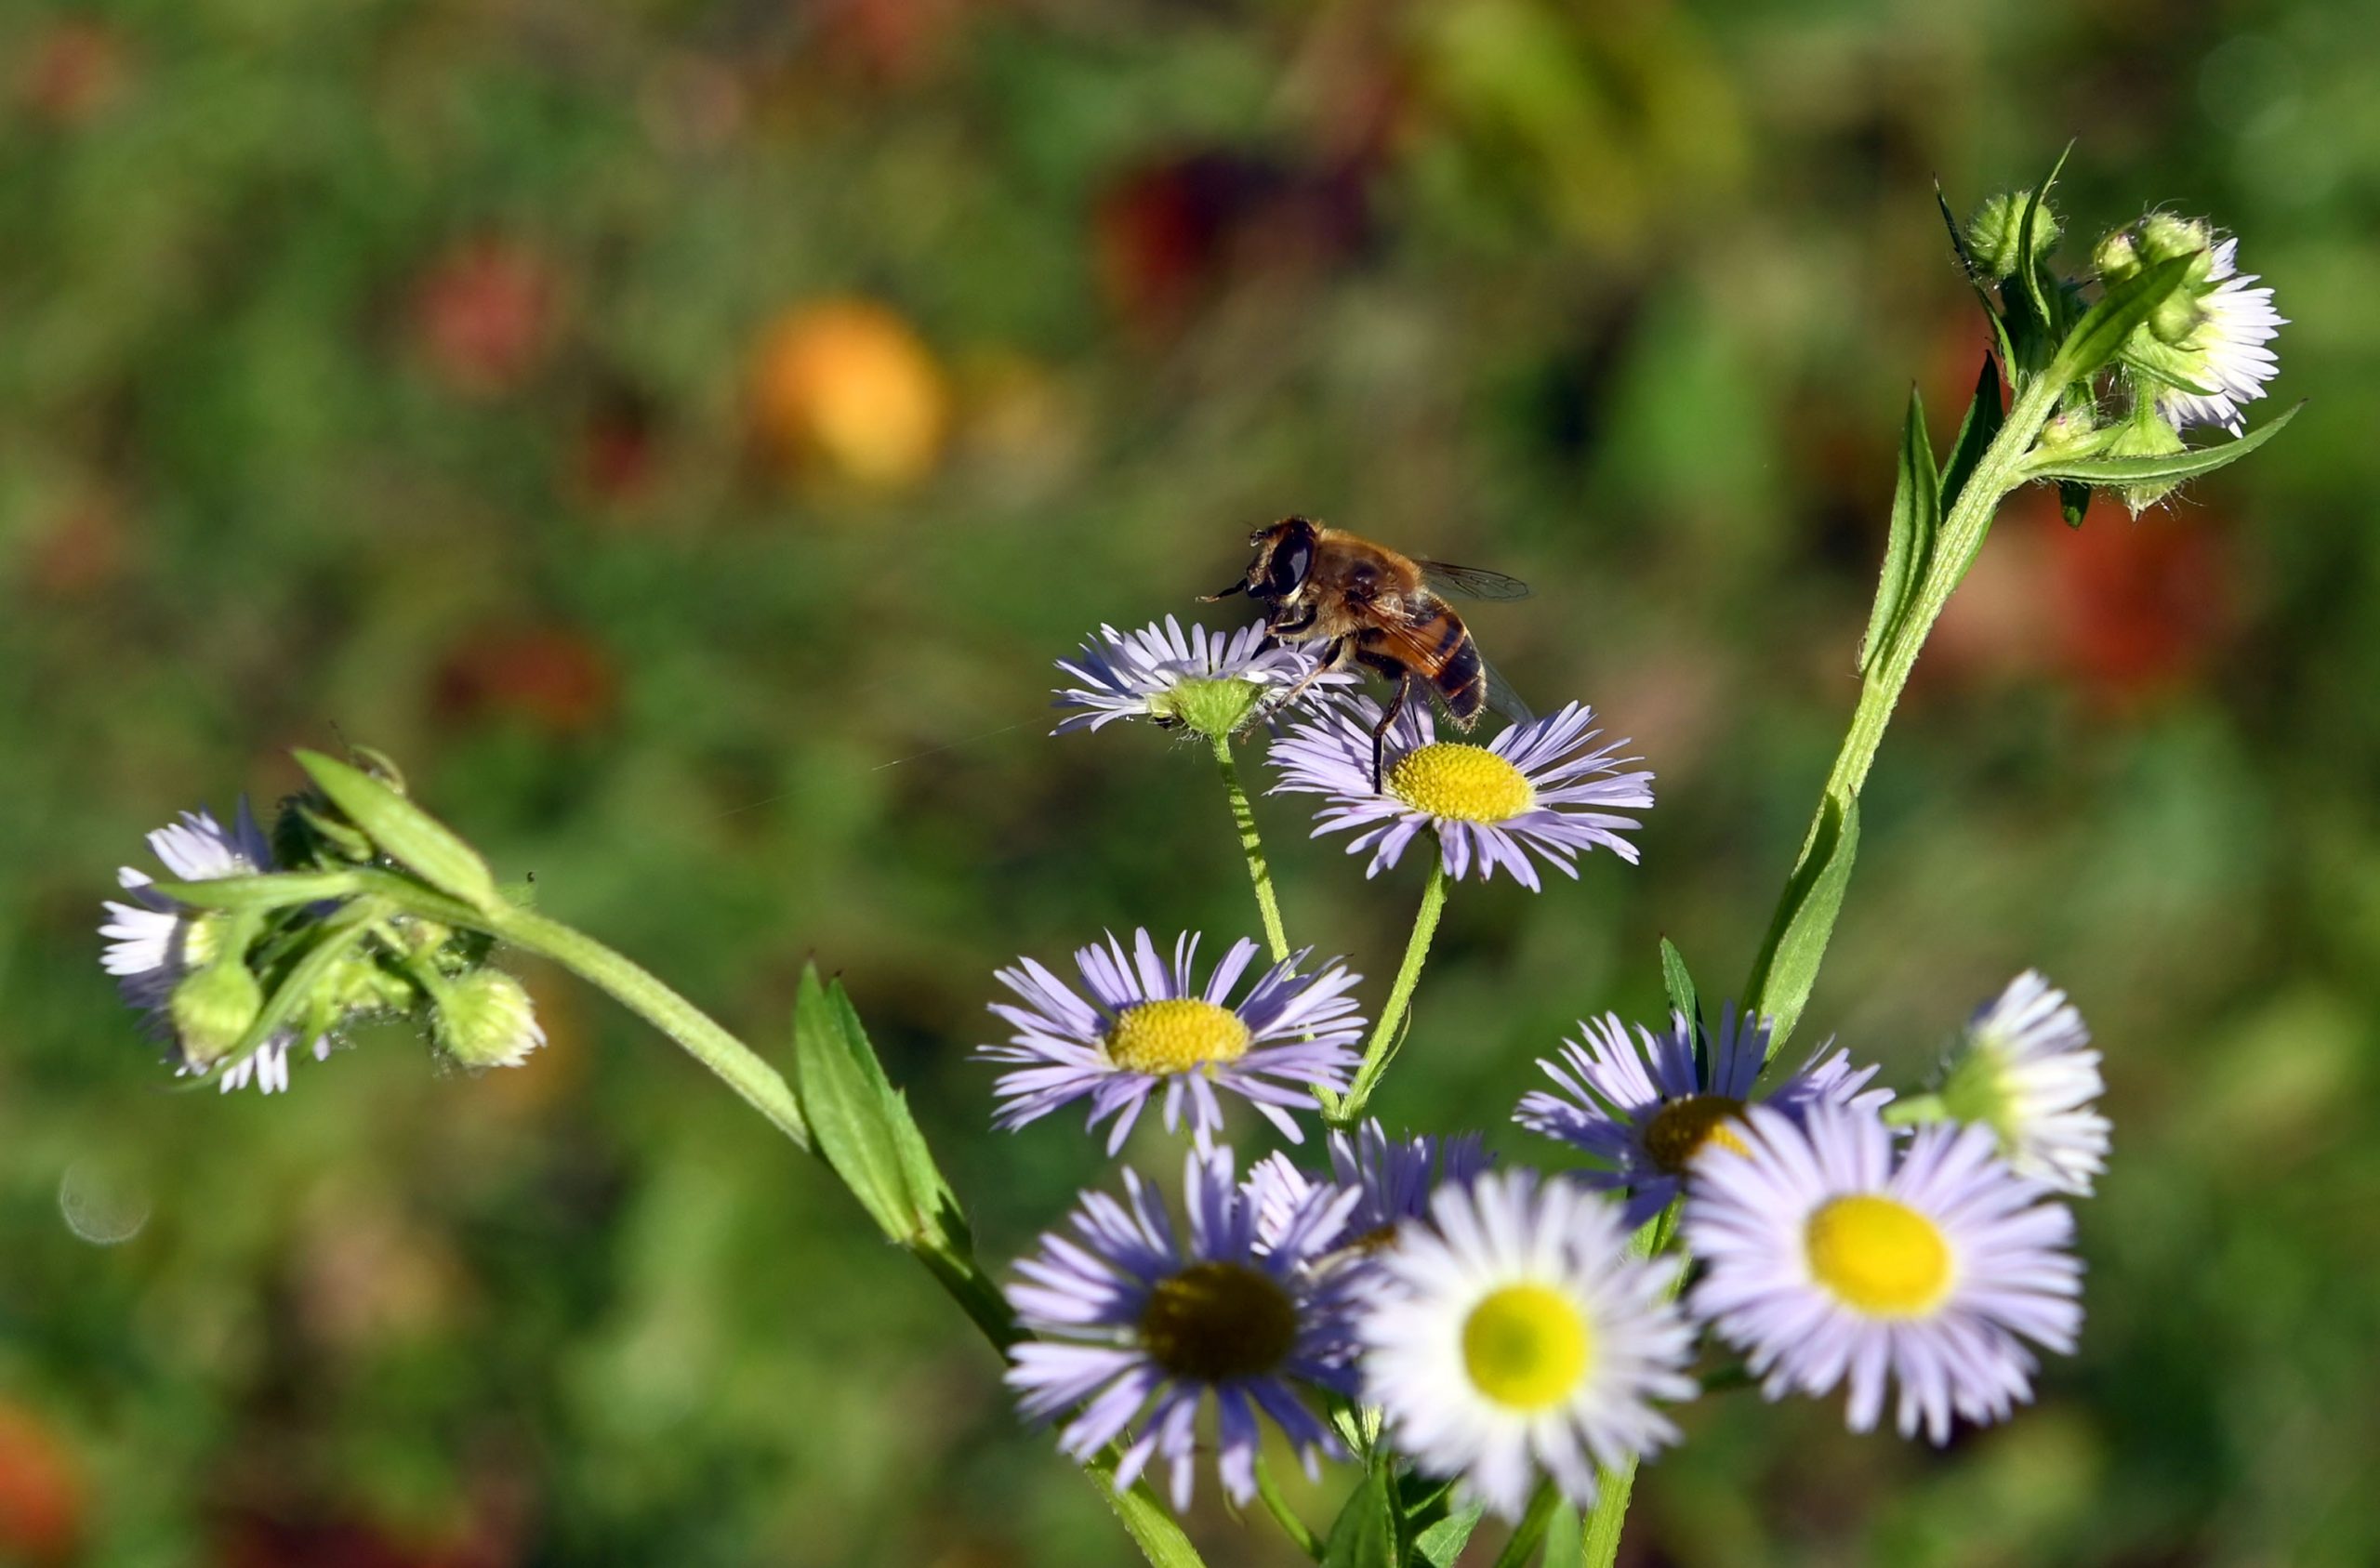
1577,1462 -> 1638,1568
1743,367 -> 2064,1046
1494,1482 -> 1561,1567
483,902 -> 813,1152
1329,857 -> 1451,1128
1254,1455 -> 1323,1561
1211,732 -> 1290,964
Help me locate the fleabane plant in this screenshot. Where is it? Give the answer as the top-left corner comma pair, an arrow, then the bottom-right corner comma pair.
98,153 -> 2291,1567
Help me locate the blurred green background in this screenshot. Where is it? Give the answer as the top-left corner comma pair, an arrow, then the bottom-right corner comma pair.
5,0 -> 2375,1563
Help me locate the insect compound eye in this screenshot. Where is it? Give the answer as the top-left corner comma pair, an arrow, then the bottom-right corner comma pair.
1267,539 -> 1314,597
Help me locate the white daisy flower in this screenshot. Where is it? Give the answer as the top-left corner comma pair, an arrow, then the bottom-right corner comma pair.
1515,1005 -> 1890,1227
2154,234 -> 2284,437
1684,1104 -> 2082,1443
1051,615 -> 1344,735
99,800 -> 332,1094
1936,971 -> 2109,1195
1358,1169 -> 1698,1520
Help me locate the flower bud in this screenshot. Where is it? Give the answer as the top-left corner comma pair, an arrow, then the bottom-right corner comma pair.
432,968 -> 545,1070
2148,289 -> 2204,349
169,958 -> 264,1070
2091,228 -> 2140,284
2102,397 -> 2188,515
1152,676 -> 1267,741
1965,191 -> 2061,279
2135,212 -> 2211,269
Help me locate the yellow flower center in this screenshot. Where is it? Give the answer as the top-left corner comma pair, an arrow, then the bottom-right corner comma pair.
1139,1261 -> 1299,1381
1387,743 -> 1534,824
1104,998 -> 1253,1076
1461,1284 -> 1593,1410
1805,1195 -> 1954,1318
1641,1095 -> 1752,1175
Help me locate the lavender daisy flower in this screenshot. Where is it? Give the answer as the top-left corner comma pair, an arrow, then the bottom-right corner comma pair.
1268,697 -> 1651,889
1052,615 -> 1342,736
1936,971 -> 2109,1195
1514,1005 -> 1889,1227
1246,1118 -> 1493,1257
1359,1168 -> 1699,1519
978,929 -> 1364,1153
99,800 -> 331,1094
1684,1103 -> 2082,1443
1006,1146 -> 1365,1510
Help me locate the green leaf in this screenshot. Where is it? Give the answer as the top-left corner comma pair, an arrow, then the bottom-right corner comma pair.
790,964 -> 966,1250
1938,354 -> 2005,512
2013,143 -> 2070,334
144,871 -> 365,911
2028,402 -> 2302,489
1414,1500 -> 1488,1566
1742,792 -> 1861,1055
1085,1456 -> 1210,1568
1540,1504 -> 1583,1566
1858,388 -> 1942,674
1321,1466 -> 1398,1568
2058,480 -> 2091,529
2043,252 -> 2195,390
294,750 -> 502,915
1659,936 -> 1705,1082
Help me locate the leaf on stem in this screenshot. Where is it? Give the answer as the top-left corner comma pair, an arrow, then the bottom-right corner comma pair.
1938,354 -> 2006,513
2027,401 -> 2302,488
1742,792 -> 1861,1056
1858,388 -> 1942,675
144,871 -> 366,911
1320,1466 -> 1398,1568
1413,1500 -> 1488,1566
789,963 -> 967,1252
2012,142 -> 2071,335
2043,252 -> 2196,391
294,750 -> 503,915
1659,937 -> 1706,1083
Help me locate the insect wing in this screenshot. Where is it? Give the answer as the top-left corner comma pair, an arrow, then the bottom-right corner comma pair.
1416,560 -> 1531,601
1479,657 -> 1534,724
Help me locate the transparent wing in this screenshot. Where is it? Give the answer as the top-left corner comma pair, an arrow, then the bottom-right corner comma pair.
1417,560 -> 1531,601
1480,657 -> 1534,724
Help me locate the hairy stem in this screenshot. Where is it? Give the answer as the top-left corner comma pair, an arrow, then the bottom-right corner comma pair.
1212,732 -> 1291,964
1329,857 -> 1451,1129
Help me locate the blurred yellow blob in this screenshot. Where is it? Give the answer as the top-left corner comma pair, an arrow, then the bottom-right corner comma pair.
749,298 -> 950,490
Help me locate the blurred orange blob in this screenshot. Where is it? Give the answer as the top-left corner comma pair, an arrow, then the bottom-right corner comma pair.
17,20 -> 129,126
2051,507 -> 2234,706
433,625 -> 618,736
747,299 -> 950,491
413,239 -> 560,397
0,1403 -> 83,1565
23,492 -> 128,597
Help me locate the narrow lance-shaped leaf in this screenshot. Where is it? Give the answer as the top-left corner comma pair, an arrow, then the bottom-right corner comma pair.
1659,936 -> 1706,1083
2043,252 -> 2196,391
1858,388 -> 1941,674
789,963 -> 967,1250
1937,353 -> 2005,513
294,750 -> 503,915
1743,792 -> 1861,1056
1320,1465 -> 1399,1568
2013,142 -> 2072,339
1935,180 -> 2016,372
2029,401 -> 2302,488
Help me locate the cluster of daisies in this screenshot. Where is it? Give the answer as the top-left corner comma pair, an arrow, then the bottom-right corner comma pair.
966,622 -> 2112,1522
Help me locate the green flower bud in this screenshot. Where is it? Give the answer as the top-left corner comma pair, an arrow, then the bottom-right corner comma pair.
2148,288 -> 2204,348
2136,212 -> 2211,269
1936,1037 -> 2017,1145
2091,227 -> 2140,284
170,958 -> 264,1070
2037,407 -> 2099,457
2102,395 -> 2189,515
1152,677 -> 1267,741
432,968 -> 545,1070
1965,190 -> 2061,279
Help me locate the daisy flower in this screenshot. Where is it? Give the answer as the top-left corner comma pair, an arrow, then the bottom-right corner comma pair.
1514,1005 -> 1889,1228
978,929 -> 1363,1153
1005,1146 -> 1364,1510
1268,697 -> 1652,889
1684,1103 -> 2082,1443
1245,1119 -> 1492,1257
1935,971 -> 2109,1195
2153,233 -> 2284,437
99,800 -> 333,1094
1051,615 -> 1341,735
1358,1168 -> 1698,1520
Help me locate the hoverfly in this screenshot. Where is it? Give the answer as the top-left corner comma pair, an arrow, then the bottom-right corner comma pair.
1204,516 -> 1531,787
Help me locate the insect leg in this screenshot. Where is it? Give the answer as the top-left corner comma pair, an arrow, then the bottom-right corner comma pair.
1198,579 -> 1248,602
1258,636 -> 1349,724
1370,672 -> 1416,792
